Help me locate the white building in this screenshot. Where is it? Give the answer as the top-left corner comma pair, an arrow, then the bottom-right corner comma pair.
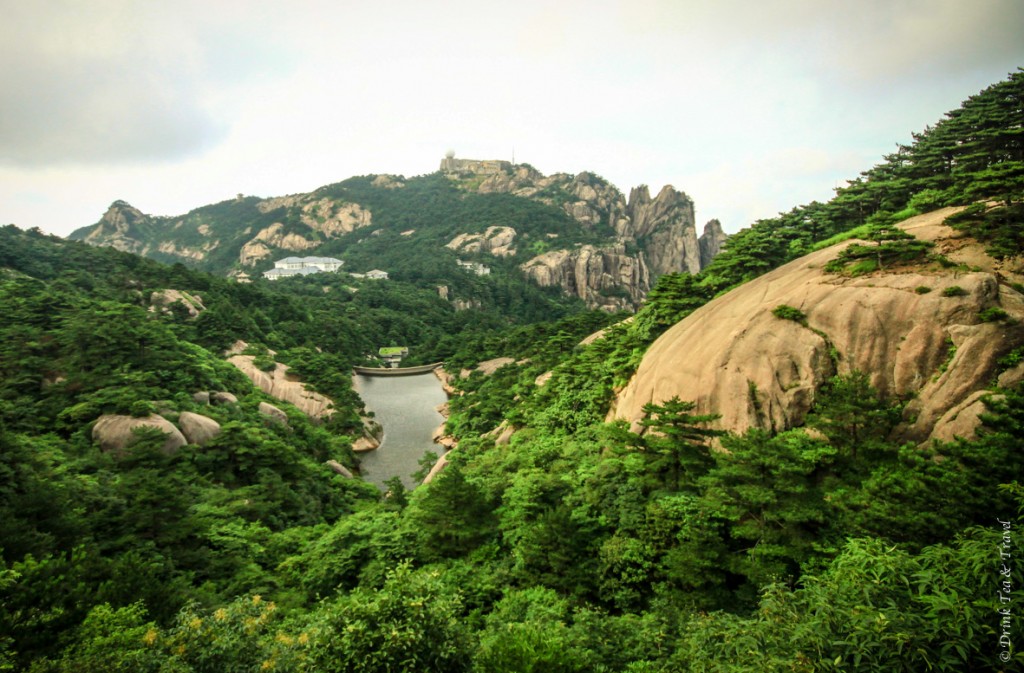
349,269 -> 389,280
457,260 -> 491,276
264,256 -> 344,280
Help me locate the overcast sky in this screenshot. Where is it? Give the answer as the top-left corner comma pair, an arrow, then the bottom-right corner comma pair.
2,0 -> 1023,237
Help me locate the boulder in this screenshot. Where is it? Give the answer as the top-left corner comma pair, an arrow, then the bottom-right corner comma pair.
258,401 -> 289,425
211,391 -> 238,405
421,451 -> 450,485
325,460 -> 354,479
177,411 -> 222,446
92,414 -> 187,456
929,390 -> 999,444
352,435 -> 380,452
610,208 -> 1024,444
192,391 -> 211,405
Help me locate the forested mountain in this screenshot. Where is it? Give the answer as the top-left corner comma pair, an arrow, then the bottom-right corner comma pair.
1,70 -> 1023,671
69,162 -> 725,311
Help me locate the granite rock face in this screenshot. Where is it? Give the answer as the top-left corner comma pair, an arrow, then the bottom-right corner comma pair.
92,414 -> 187,456
177,411 -> 222,446
520,243 -> 651,312
445,159 -> 719,309
227,354 -> 334,420
610,207 -> 1024,444
699,219 -> 727,269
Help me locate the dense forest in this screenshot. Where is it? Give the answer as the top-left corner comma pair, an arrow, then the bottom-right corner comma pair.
2,70 -> 1023,671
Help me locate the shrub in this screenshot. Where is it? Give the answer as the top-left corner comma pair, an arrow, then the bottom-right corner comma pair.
942,285 -> 968,297
978,307 -> 1009,323
907,188 -> 949,213
130,400 -> 156,417
771,304 -> 807,324
915,286 -> 932,294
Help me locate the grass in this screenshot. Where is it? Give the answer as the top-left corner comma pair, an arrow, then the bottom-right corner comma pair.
810,224 -> 874,252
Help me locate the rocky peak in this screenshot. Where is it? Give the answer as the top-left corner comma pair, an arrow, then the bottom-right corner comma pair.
78,201 -> 150,254
624,185 -> 701,276
699,219 -> 726,269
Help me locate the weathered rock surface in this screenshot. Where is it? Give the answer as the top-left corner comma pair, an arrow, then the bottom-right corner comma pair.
446,226 -> 518,257
624,185 -> 701,276
227,354 -> 334,419
444,159 -> 720,309
460,357 -> 516,379
92,414 -> 187,455
610,208 -> 1024,444
699,219 -> 727,269
421,451 -> 450,484
520,243 -> 650,311
150,289 -> 206,318
258,401 -> 289,425
326,459 -> 354,478
211,391 -> 238,405
177,411 -> 222,446
75,201 -> 150,254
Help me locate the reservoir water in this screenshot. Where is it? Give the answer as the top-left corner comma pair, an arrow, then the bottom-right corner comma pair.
352,371 -> 448,489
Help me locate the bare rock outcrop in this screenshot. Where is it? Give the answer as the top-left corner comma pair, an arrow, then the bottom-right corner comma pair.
150,289 -> 206,318
442,159 -> 713,309
353,416 -> 383,452
211,391 -> 238,405
446,226 -> 518,257
520,244 -> 650,311
421,451 -> 450,484
624,185 -> 701,276
460,357 -> 516,379
699,219 -> 727,269
177,411 -> 222,446
227,354 -> 334,420
326,460 -> 354,478
92,414 -> 187,456
258,401 -> 289,425
75,201 -> 150,254
610,208 -> 1024,444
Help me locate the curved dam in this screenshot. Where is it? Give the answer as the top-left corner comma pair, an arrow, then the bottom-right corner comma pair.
352,369 -> 448,490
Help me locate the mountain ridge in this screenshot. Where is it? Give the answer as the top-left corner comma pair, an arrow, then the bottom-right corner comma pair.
69,160 -> 725,310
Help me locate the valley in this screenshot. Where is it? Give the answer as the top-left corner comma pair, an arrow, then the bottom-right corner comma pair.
1,69 -> 1023,672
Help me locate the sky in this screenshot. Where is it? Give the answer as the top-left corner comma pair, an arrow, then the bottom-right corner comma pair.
2,1 -> 1023,238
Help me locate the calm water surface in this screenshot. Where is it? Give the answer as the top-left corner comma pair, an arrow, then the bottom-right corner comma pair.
352,372 -> 448,489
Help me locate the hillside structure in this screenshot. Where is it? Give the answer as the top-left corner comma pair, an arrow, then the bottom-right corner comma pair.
440,154 -> 512,175
349,269 -> 389,280
457,260 -> 490,276
263,256 -> 343,280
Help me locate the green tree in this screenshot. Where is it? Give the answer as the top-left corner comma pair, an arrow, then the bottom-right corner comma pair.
806,371 -> 900,460
311,562 -> 471,673
637,397 -> 723,492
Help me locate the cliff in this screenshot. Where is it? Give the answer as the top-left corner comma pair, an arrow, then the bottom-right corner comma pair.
609,207 -> 1024,444
445,157 -> 717,308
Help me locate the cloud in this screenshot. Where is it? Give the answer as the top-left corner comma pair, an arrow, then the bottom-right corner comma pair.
0,1 -> 283,167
